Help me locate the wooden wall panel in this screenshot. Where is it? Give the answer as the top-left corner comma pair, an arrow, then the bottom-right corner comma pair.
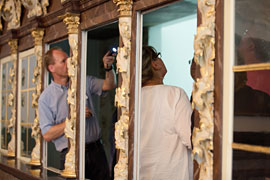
80,1 -> 118,30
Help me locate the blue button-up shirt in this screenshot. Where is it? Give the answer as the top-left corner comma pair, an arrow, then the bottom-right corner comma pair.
39,76 -> 104,152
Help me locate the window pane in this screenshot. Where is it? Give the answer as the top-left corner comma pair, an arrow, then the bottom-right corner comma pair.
21,92 -> 27,123
235,0 -> 270,65
21,58 -> 28,90
29,55 -> 36,88
234,71 -> 270,146
7,61 -> 13,90
2,63 -> 6,90
29,91 -> 35,124
233,149 -> 270,179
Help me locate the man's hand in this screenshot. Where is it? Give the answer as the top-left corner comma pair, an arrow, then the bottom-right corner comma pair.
103,51 -> 114,69
85,107 -> 92,118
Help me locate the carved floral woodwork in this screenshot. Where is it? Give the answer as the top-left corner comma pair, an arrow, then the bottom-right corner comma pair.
61,13 -> 80,178
28,29 -> 44,166
21,0 -> 48,18
0,0 -> 49,31
113,0 -> 133,179
2,0 -> 21,30
7,39 -> 18,157
192,0 -> 215,179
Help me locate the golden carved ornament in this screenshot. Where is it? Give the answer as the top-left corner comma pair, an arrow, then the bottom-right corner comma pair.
60,13 -> 80,34
113,1 -> 133,179
0,0 -> 4,31
61,13 -> 79,178
2,0 -> 21,30
113,0 -> 133,17
192,0 -> 215,179
7,39 -> 18,157
28,29 -> 44,166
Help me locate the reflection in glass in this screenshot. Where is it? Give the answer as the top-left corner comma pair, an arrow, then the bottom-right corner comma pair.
234,71 -> 270,146
29,55 -> 36,88
235,0 -> 270,65
19,53 -> 37,158
2,64 -> 6,89
233,150 -> 270,179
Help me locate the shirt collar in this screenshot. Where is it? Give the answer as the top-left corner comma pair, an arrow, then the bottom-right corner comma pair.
51,80 -> 69,90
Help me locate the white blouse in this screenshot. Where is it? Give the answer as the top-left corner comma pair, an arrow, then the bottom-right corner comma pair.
140,85 -> 193,180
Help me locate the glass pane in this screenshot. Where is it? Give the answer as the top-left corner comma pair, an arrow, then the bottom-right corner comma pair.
2,63 -> 6,90
28,128 -> 35,157
29,55 -> 36,88
21,126 -> 27,157
21,58 -> 28,90
29,91 -> 35,124
1,125 -> 7,149
235,0 -> 270,65
7,105 -> 12,121
7,61 -> 13,90
21,92 -> 27,123
233,149 -> 270,179
234,71 -> 270,147
1,94 -> 6,120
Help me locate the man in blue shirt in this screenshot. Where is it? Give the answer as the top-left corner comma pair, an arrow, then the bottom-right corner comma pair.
38,47 -> 116,179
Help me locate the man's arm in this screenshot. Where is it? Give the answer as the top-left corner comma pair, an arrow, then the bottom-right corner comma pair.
43,122 -> 65,142
39,98 -> 66,142
102,51 -> 117,91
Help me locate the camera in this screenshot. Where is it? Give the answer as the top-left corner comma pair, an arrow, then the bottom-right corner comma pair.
109,47 -> 117,56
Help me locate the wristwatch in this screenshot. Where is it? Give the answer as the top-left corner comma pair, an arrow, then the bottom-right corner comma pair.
104,65 -> 113,71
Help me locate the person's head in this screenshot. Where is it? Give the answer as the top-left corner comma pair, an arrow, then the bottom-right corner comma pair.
142,46 -> 167,86
44,47 -> 68,79
238,28 -> 270,64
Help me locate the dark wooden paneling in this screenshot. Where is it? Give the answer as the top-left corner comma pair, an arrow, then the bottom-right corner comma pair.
128,6 -> 139,179
0,43 -> 11,59
75,26 -> 82,178
134,0 -> 178,11
213,0 -> 224,179
44,22 -> 68,43
18,34 -> 34,52
47,0 -> 64,13
80,1 -> 118,30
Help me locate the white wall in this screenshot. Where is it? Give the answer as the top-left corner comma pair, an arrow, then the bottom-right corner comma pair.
148,14 -> 197,98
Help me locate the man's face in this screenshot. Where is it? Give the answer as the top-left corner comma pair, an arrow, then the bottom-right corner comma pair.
50,50 -> 68,78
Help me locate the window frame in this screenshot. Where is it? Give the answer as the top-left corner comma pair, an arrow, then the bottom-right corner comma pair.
17,48 -> 36,162
0,56 -> 13,155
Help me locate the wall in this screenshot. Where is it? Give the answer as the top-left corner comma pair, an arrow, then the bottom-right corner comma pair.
148,14 -> 197,97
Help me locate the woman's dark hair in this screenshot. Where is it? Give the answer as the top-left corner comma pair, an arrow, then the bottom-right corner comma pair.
142,46 -> 159,86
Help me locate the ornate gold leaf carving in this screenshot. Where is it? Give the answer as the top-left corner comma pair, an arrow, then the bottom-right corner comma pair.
113,0 -> 133,17
2,0 -> 21,30
192,0 -> 215,179
7,39 -> 18,157
60,14 -> 79,178
29,29 -> 44,166
113,1 -> 133,179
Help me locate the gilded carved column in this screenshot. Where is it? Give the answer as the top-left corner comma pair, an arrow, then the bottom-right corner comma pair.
113,0 -> 133,179
7,39 -> 18,157
61,13 -> 80,178
29,29 -> 44,166
192,0 -> 215,179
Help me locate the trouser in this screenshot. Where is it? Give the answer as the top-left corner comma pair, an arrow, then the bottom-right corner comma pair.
85,139 -> 110,180
59,139 -> 110,180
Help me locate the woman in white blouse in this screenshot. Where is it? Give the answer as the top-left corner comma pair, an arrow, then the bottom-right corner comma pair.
140,46 -> 193,180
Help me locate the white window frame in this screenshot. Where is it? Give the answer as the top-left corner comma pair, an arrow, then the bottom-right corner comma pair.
0,56 -> 13,155
222,0 -> 235,179
17,48 -> 36,163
